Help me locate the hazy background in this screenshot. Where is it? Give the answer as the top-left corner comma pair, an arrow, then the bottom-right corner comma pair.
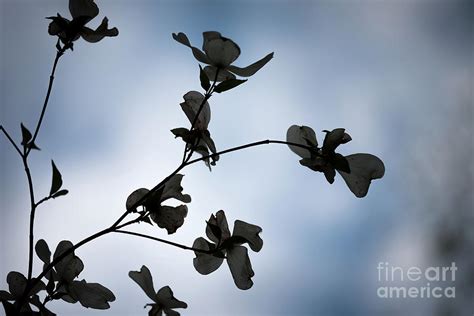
1,0 -> 472,315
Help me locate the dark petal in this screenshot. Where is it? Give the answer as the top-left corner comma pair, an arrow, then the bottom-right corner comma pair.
80,17 -> 118,43
129,266 -> 157,302
53,240 -> 84,283
180,91 -> 211,130
322,128 -> 351,154
161,174 -> 191,203
172,32 -> 210,64
201,31 -> 221,51
69,0 -> 99,20
150,205 -> 188,234
232,220 -> 263,252
68,280 -> 115,309
192,238 -> 224,275
126,188 -> 150,212
228,52 -> 274,77
35,239 -> 51,265
323,166 -> 336,184
203,66 -> 236,82
201,130 -> 217,155
206,210 -> 231,243
286,125 -> 318,159
47,14 -> 70,36
203,32 -> 241,67
156,286 -> 187,309
337,153 -> 385,198
330,153 -> 351,173
7,271 -> 27,298
226,246 -> 255,290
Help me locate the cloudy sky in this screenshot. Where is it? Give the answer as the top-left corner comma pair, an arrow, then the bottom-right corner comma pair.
1,0 -> 472,315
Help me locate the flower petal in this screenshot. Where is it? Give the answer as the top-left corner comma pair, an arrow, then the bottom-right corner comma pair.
156,286 -> 187,309
7,271 -> 27,298
192,237 -> 224,275
202,31 -> 221,51
322,128 -> 351,154
226,246 -> 255,290
286,125 -> 317,158
172,32 -> 210,64
151,205 -> 188,234
337,153 -> 385,198
203,66 -> 236,82
232,220 -> 263,252
67,280 -> 115,309
69,0 -> 99,20
227,52 -> 274,77
129,265 -> 157,302
53,240 -> 84,283
126,188 -> 150,212
203,34 -> 241,68
180,91 -> 211,130
161,174 -> 191,203
80,17 -> 118,43
47,14 -> 70,36
206,210 -> 231,244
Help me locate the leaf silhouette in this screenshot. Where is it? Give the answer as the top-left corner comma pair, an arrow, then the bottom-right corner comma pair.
49,160 -> 63,195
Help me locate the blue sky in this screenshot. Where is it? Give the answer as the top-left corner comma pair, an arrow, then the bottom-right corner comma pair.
1,1 -> 472,315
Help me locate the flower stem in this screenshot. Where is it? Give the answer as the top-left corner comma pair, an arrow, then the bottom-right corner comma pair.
27,47 -> 64,156
114,230 -> 211,254
25,137 -> 310,296
180,68 -> 220,164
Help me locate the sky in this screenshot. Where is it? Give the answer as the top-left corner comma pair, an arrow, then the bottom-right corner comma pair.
0,0 -> 473,315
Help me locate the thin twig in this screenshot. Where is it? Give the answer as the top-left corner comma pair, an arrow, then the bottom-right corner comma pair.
114,230 -> 211,254
0,125 -> 23,157
27,48 -> 64,156
23,155 -> 36,281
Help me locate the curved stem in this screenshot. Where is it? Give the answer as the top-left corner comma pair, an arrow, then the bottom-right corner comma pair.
27,48 -> 64,156
114,230 -> 211,254
186,139 -> 312,166
25,138 -> 311,297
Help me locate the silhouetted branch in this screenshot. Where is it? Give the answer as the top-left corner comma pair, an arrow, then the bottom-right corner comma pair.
186,139 -> 313,166
23,156 -> 36,281
27,47 -> 65,156
0,125 -> 23,157
115,230 -> 212,254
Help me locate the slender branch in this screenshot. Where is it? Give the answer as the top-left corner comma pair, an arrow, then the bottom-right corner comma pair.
35,195 -> 52,208
27,48 -> 64,156
23,156 -> 36,281
23,137 -> 310,301
114,230 -> 211,254
0,125 -> 23,157
186,139 -> 313,166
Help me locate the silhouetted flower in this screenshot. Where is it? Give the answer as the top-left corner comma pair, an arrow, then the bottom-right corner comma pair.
171,91 -> 219,170
287,125 -> 385,197
47,0 -> 118,47
0,271 -> 47,314
126,174 -> 191,234
129,266 -> 187,316
192,210 -> 263,290
173,31 -> 273,81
